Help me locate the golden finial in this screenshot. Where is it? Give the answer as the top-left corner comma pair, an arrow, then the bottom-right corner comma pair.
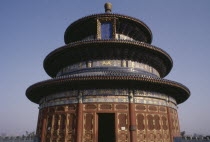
104,3 -> 112,13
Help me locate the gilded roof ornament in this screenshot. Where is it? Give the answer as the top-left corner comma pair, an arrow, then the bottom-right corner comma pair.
104,3 -> 112,13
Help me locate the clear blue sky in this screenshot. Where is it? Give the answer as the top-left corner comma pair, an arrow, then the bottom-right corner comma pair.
0,0 -> 210,136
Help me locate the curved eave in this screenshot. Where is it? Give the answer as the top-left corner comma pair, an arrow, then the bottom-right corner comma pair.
44,40 -> 173,78
64,13 -> 153,44
26,75 -> 190,105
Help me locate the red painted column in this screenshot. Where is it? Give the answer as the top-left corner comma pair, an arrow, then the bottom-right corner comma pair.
41,109 -> 47,142
175,110 -> 181,137
76,92 -> 83,142
36,110 -> 41,138
41,117 -> 47,142
129,91 -> 137,142
167,107 -> 173,142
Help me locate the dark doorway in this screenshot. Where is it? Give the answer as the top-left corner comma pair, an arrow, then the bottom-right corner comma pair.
98,113 -> 115,142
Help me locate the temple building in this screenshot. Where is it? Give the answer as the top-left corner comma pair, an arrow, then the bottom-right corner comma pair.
26,3 -> 190,142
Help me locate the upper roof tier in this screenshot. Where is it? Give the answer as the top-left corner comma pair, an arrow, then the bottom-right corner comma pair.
64,13 -> 153,44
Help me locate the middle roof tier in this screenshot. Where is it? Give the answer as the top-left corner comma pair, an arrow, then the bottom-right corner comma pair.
44,40 -> 173,78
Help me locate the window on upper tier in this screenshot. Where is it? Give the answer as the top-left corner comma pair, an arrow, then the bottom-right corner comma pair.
101,22 -> 113,39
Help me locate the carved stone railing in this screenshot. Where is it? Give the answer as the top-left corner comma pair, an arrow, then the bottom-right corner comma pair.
0,136 -> 37,142
174,137 -> 210,142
